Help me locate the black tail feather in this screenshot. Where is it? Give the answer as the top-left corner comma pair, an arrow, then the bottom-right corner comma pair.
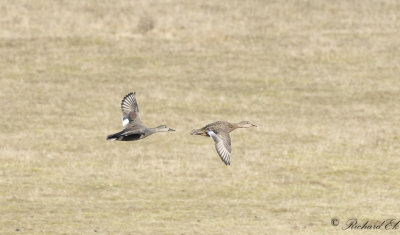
107,131 -> 142,141
106,132 -> 121,141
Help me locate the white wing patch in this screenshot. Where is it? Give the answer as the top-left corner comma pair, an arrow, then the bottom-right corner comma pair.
208,131 -> 231,165
122,116 -> 129,127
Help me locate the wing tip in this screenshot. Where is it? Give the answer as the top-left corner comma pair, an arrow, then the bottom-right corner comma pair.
120,91 -> 139,111
122,91 -> 136,102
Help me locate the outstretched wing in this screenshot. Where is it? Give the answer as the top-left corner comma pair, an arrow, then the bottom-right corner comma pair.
121,92 -> 141,127
207,130 -> 232,165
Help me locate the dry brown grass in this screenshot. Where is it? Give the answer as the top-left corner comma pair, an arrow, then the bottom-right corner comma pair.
1,0 -> 400,234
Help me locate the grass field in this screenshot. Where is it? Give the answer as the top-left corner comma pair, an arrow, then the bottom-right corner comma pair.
1,0 -> 400,234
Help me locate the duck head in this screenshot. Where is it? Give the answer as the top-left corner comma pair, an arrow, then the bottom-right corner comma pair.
156,125 -> 175,132
237,121 -> 257,128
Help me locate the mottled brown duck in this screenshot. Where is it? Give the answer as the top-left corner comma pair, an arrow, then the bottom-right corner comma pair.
190,121 -> 257,165
107,92 -> 175,141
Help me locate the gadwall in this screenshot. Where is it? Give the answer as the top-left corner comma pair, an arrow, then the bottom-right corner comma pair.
107,92 -> 175,141
190,121 -> 257,165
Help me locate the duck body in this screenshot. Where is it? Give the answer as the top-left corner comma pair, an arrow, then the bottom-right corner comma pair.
107,123 -> 169,141
106,124 -> 146,141
191,121 -> 237,137
191,120 -> 256,165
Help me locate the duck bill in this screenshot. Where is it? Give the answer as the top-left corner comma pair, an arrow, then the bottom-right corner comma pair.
190,129 -> 200,135
168,128 -> 175,132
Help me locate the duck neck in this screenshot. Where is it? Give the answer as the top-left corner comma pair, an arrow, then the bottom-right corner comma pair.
231,123 -> 241,131
147,127 -> 160,135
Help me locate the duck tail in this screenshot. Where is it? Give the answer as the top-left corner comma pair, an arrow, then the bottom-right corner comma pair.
106,132 -> 121,141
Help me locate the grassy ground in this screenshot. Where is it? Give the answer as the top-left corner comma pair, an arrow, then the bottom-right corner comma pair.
1,0 -> 400,234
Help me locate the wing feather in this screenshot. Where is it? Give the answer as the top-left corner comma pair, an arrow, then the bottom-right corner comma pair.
208,130 -> 232,165
121,92 -> 142,127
